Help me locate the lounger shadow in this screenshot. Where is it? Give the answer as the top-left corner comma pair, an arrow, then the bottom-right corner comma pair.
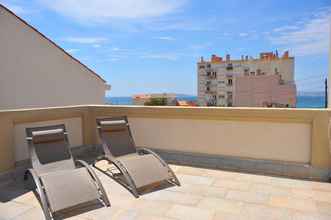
94,116 -> 180,198
24,124 -> 110,220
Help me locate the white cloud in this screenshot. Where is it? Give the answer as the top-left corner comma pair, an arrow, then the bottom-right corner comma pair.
269,7 -> 330,56
39,0 -> 186,22
239,32 -> 249,37
154,36 -> 176,41
272,25 -> 299,33
140,53 -> 178,61
63,37 -> 108,44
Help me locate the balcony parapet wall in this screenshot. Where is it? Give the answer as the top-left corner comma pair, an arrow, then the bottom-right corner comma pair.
0,105 -> 330,180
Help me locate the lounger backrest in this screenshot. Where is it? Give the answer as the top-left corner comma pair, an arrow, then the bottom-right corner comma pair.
26,124 -> 75,172
97,117 -> 137,157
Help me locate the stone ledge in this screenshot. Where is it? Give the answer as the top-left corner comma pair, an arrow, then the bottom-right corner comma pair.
1,145 -> 330,183
152,148 -> 331,182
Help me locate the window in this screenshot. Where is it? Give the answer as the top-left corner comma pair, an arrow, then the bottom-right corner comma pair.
207,64 -> 211,68
227,78 -> 233,86
199,65 -> 205,69
250,71 -> 255,76
274,68 -> 279,74
226,63 -> 233,70
257,69 -> 261,75
219,95 -> 225,99
244,68 -> 249,76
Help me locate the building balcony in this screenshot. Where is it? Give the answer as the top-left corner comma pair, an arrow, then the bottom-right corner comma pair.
1,105 -> 331,219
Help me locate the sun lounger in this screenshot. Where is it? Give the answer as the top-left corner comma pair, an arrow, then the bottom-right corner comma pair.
95,116 -> 180,197
24,124 -> 110,220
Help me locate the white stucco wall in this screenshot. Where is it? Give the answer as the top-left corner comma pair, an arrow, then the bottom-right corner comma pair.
129,118 -> 311,163
0,6 -> 108,110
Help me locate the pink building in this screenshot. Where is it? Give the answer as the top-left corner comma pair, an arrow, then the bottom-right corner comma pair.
233,75 -> 296,107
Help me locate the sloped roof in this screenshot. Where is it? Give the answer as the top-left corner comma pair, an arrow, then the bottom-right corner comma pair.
0,4 -> 106,83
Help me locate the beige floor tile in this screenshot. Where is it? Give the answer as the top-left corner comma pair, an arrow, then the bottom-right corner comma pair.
226,190 -> 270,204
312,190 -> 331,203
166,204 -> 214,220
176,166 -> 210,176
269,196 -> 317,212
111,209 -> 140,220
11,208 -> 45,220
0,201 -> 33,220
250,183 -> 290,197
212,211 -> 246,220
213,179 -> 251,191
177,174 -> 214,186
76,205 -> 121,220
132,200 -> 173,216
236,173 -> 271,184
2,165 -> 331,220
291,188 -> 314,199
268,177 -> 312,190
197,197 -> 243,214
142,190 -> 202,206
316,201 -> 331,216
167,184 -> 227,199
290,211 -> 331,220
137,214 -> 177,220
204,170 -> 240,180
242,203 -> 291,220
310,182 -> 331,192
13,191 -> 41,208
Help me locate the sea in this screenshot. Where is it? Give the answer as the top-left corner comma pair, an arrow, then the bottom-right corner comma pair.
106,96 -> 326,108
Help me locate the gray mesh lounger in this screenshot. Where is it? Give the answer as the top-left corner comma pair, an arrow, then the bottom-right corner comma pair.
24,124 -> 110,220
95,116 -> 180,198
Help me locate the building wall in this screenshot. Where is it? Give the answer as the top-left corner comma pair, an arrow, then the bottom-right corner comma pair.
197,54 -> 295,107
329,23 -> 331,108
0,6 -> 108,110
130,117 -> 311,163
234,75 -> 296,107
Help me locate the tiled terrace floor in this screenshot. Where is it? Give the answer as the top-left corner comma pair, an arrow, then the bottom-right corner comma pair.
1,162 -> 331,220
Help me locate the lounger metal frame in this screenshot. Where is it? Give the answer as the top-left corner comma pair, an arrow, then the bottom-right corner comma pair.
24,124 -> 110,220
95,116 -> 180,198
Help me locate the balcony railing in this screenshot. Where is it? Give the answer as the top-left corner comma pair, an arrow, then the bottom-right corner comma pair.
0,105 -> 330,180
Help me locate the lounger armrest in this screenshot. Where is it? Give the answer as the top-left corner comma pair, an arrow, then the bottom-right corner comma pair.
26,169 -> 52,219
137,147 -> 167,167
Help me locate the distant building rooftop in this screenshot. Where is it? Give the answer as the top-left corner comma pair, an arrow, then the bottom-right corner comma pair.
200,51 -> 293,64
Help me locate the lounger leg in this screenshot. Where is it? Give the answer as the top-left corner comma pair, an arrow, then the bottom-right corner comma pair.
168,168 -> 181,186
76,160 -> 111,207
26,169 -> 53,220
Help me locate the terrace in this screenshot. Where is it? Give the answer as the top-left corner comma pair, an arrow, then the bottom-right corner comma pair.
1,105 -> 331,219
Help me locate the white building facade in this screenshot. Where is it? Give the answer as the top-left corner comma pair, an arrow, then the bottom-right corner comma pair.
197,52 -> 296,107
0,5 -> 109,110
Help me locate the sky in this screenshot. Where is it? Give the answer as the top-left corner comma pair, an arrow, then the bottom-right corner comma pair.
1,0 -> 330,96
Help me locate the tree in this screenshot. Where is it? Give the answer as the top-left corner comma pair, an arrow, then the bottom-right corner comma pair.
144,97 -> 167,106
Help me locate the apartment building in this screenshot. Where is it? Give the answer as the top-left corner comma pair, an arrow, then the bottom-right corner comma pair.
197,51 -> 296,107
